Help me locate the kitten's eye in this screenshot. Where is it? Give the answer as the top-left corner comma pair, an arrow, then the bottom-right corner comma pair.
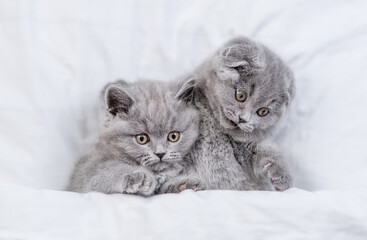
234,65 -> 247,73
257,107 -> 269,117
135,134 -> 149,145
167,131 -> 180,142
235,89 -> 247,102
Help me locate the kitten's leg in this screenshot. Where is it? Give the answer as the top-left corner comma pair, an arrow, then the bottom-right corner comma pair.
252,141 -> 293,191
69,159 -> 158,196
158,174 -> 206,194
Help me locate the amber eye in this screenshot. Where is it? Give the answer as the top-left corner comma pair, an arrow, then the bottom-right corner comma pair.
257,108 -> 269,117
235,89 -> 247,102
135,134 -> 149,145
168,131 -> 180,142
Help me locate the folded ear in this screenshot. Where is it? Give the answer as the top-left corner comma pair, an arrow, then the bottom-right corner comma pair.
221,43 -> 264,75
285,72 -> 296,106
104,82 -> 135,116
175,76 -> 196,103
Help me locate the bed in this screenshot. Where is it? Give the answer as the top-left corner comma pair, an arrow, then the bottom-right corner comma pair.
1,0 -> 367,239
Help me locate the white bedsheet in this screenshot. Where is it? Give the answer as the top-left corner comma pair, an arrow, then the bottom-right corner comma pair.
1,0 -> 367,239
1,183 -> 367,240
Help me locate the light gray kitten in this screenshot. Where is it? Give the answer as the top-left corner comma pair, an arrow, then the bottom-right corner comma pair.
162,37 -> 294,192
68,79 -> 200,196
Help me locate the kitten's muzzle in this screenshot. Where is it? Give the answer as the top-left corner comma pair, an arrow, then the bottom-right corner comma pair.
222,108 -> 240,129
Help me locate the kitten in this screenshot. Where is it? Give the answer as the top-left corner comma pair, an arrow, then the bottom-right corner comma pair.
68,79 -> 200,196
162,37 -> 294,192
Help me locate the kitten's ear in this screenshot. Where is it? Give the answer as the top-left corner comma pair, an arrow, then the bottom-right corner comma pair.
175,76 -> 196,103
284,71 -> 296,105
221,43 -> 264,75
104,81 -> 135,116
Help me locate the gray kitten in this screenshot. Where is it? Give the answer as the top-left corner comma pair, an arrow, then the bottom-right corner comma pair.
68,79 -> 200,196
162,37 -> 294,192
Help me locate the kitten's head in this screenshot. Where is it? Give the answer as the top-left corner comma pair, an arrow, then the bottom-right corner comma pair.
197,37 -> 295,142
101,78 -> 199,171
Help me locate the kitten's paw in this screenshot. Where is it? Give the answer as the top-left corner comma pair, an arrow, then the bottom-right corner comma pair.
160,178 -> 206,194
124,171 -> 156,196
177,179 -> 206,193
260,158 -> 293,191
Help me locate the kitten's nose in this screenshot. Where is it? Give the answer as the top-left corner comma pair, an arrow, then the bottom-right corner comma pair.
155,153 -> 166,160
238,116 -> 248,123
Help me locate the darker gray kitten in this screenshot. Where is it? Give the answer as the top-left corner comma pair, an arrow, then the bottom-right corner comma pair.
199,37 -> 294,142
68,79 -> 200,196
162,37 -> 294,192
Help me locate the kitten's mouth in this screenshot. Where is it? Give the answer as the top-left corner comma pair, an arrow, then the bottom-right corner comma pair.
226,117 -> 238,127
226,117 -> 254,133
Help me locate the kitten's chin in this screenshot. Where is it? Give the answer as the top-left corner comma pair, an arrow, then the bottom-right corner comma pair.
150,162 -> 170,172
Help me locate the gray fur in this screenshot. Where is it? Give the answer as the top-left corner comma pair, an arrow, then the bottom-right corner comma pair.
163,36 -> 294,191
197,36 -> 294,142
68,79 -> 200,196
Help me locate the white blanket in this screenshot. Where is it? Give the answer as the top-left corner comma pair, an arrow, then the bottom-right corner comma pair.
1,183 -> 367,240
1,0 -> 367,239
